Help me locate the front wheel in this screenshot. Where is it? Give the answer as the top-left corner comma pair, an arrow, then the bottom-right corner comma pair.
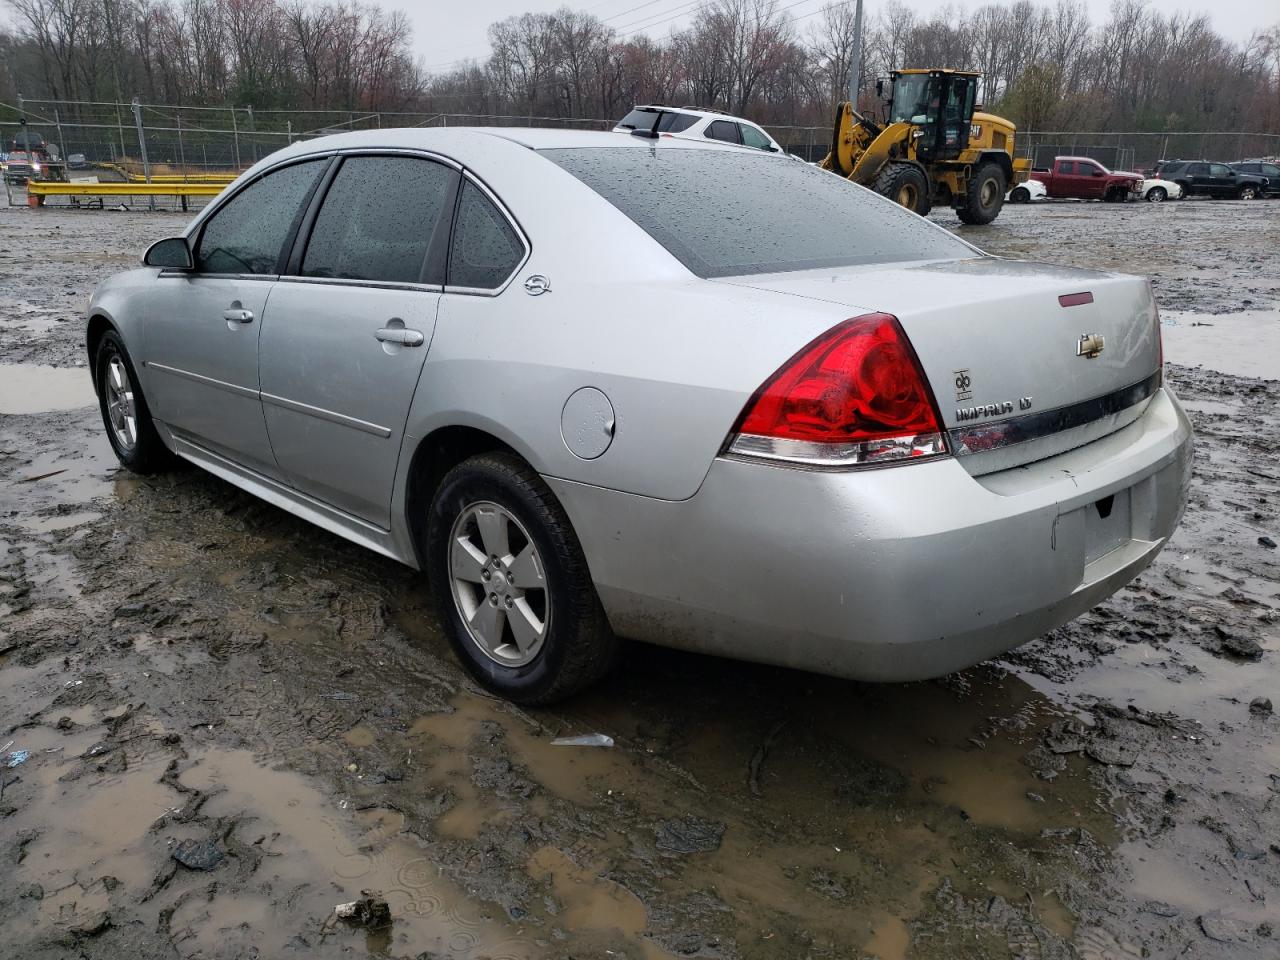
1009,186 -> 1031,204
1146,186 -> 1167,202
956,162 -> 1006,224
873,162 -> 931,216
425,452 -> 618,704
1238,185 -> 1258,200
94,329 -> 174,474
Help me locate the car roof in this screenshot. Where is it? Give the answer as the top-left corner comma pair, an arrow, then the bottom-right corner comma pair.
236,127 -> 747,179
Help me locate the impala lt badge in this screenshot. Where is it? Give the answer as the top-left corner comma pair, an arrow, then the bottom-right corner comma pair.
1077,333 -> 1105,358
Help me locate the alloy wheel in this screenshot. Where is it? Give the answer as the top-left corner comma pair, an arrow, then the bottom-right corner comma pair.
448,501 -> 549,667
104,354 -> 138,451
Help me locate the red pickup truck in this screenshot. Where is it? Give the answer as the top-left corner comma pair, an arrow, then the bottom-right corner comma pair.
1027,156 -> 1143,201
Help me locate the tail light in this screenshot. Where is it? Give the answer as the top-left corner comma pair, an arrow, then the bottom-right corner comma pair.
727,313 -> 948,468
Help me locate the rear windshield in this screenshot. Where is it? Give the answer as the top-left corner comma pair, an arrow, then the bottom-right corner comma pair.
616,109 -> 697,133
541,147 -> 973,277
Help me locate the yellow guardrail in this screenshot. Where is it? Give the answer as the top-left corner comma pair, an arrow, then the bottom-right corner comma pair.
28,181 -> 227,198
25,179 -> 228,209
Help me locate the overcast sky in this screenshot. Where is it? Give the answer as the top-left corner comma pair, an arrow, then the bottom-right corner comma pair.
406,0 -> 1273,73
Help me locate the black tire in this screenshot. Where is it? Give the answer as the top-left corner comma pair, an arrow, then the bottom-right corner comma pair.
93,329 -> 174,474
425,452 -> 618,704
1238,185 -> 1258,200
1146,186 -> 1167,202
1175,181 -> 1191,198
1009,186 -> 1031,204
873,162 -> 931,216
956,161 -> 1006,224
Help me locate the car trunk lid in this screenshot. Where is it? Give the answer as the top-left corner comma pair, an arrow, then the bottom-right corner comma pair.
718,257 -> 1162,473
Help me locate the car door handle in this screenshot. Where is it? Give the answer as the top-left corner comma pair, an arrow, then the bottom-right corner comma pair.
374,327 -> 425,347
222,308 -> 254,323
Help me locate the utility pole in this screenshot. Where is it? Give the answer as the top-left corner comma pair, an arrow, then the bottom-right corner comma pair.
847,0 -> 864,108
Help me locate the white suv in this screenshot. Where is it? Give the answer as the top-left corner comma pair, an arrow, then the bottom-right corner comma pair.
613,106 -> 789,155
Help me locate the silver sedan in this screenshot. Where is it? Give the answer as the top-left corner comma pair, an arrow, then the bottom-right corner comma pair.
87,129 -> 1193,703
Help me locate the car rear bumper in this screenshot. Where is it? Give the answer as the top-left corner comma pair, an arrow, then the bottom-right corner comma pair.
548,385 -> 1193,682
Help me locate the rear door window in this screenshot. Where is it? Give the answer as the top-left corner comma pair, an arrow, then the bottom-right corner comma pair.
739,124 -> 774,151
1057,161 -> 1075,174
447,180 -> 525,290
1209,163 -> 1231,177
301,155 -> 455,285
705,120 -> 741,144
196,159 -> 326,275
541,146 -> 974,278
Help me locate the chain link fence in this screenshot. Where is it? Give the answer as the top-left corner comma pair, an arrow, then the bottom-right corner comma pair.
763,124 -> 1280,171
4,96 -> 1277,188
0,97 -> 613,180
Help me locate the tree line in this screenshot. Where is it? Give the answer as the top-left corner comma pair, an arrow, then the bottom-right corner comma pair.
2,0 -> 1278,135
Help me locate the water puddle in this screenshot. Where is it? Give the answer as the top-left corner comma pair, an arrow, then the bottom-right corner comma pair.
1161,309 -> 1280,379
180,748 -> 537,958
0,364 -> 96,414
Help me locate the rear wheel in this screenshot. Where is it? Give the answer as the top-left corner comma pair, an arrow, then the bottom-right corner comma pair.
425,452 -> 618,704
873,162 -> 931,216
1009,186 -> 1031,203
956,161 -> 1005,224
93,329 -> 174,474
1238,185 -> 1259,200
1146,186 -> 1167,202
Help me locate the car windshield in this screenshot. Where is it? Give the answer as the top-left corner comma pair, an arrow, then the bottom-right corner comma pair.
541,146 -> 974,278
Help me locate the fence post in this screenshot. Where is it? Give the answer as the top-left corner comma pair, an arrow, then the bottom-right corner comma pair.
131,97 -> 154,210
246,105 -> 257,163
231,107 -> 241,169
287,120 -> 293,145
176,113 -> 186,177
116,102 -> 127,160
53,108 -> 65,162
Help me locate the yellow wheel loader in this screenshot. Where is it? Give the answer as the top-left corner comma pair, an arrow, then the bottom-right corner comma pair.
820,68 -> 1031,224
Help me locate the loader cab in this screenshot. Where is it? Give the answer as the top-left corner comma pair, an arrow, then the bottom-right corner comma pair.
887,70 -> 978,163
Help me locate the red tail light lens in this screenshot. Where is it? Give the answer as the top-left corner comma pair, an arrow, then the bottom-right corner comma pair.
728,313 -> 947,467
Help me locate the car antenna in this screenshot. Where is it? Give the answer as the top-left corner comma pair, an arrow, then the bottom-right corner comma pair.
630,111 -> 662,140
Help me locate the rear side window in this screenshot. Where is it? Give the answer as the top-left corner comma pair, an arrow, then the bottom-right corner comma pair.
196,159 -> 325,274
301,155 -> 454,284
448,180 -> 525,289
616,110 -> 698,133
542,147 -> 974,278
1209,163 -> 1230,176
740,125 -> 774,151
1188,163 -> 1208,175
1058,161 -> 1075,174
705,120 -> 740,144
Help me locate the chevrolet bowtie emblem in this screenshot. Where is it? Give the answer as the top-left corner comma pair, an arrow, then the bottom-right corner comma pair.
1076,333 -> 1105,359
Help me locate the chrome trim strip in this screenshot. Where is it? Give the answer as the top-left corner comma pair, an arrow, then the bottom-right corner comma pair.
273,275 -> 444,294
144,361 -> 258,400
949,371 -> 1162,456
260,391 -> 392,439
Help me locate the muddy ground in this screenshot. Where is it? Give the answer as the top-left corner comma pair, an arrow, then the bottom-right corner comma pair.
0,197 -> 1277,960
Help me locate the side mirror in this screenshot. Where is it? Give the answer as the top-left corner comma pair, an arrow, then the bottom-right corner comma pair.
1092,169 -> 1103,177
144,237 -> 192,270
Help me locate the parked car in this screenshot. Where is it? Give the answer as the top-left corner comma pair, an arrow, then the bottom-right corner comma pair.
3,149 -> 38,182
67,153 -> 89,170
1027,156 -> 1143,201
1153,160 -> 1267,199
1229,160 -> 1279,197
86,129 -> 1193,703
1006,179 -> 1046,202
1133,177 -> 1182,202
614,105 -> 790,155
